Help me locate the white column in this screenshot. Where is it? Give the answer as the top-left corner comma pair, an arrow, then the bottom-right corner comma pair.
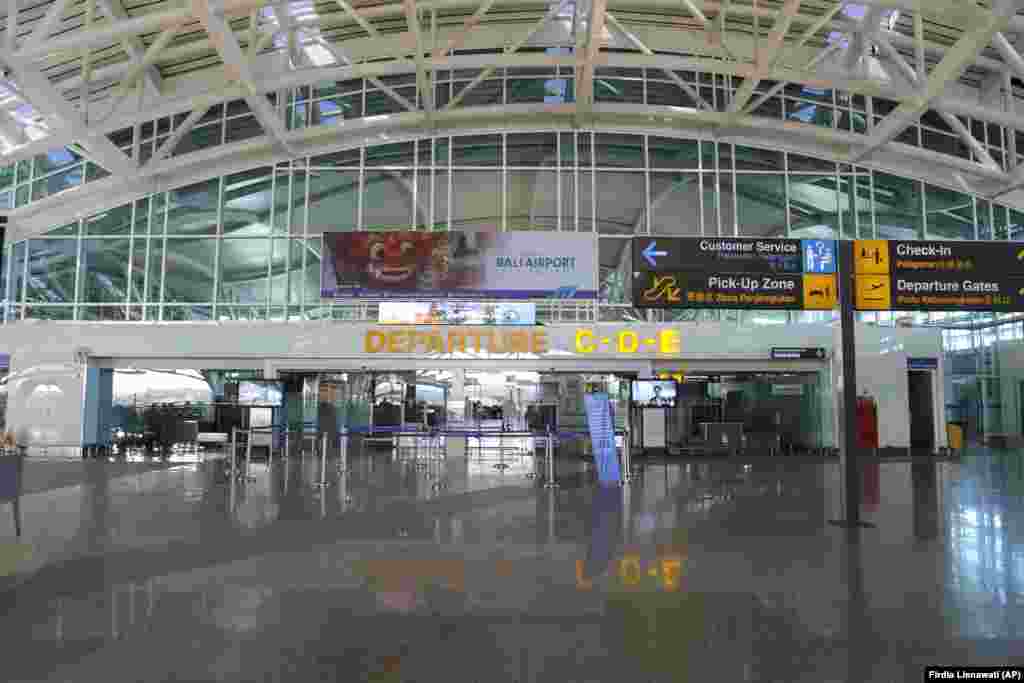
6,350 -> 86,452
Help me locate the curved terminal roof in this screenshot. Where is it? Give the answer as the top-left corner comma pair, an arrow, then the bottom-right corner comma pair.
4,0 -> 1024,236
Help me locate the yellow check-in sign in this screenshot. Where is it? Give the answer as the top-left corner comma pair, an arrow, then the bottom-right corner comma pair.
856,274 -> 892,310
802,274 -> 837,310
854,240 -> 890,274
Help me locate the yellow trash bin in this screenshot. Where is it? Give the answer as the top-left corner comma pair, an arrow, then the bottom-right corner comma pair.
946,422 -> 964,451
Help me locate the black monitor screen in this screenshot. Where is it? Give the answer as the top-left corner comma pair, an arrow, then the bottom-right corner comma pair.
238,381 -> 283,406
632,380 -> 676,407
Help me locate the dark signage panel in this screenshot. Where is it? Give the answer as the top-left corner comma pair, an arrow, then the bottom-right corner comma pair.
771,347 -> 827,360
634,271 -> 805,309
633,237 -> 816,274
888,240 -> 1023,276
890,272 -> 1024,312
907,357 -> 938,370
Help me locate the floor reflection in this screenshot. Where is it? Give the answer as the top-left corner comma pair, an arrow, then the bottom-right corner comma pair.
0,450 -> 1023,681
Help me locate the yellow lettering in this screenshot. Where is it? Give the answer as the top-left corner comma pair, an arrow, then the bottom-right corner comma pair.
532,331 -> 548,354
466,329 -> 483,353
426,330 -> 444,353
660,557 -> 682,592
508,331 -> 528,353
619,554 -> 642,587
575,559 -> 592,591
365,330 -> 387,353
387,331 -> 405,353
618,331 -> 639,353
575,329 -> 596,353
659,329 -> 681,354
448,330 -> 465,353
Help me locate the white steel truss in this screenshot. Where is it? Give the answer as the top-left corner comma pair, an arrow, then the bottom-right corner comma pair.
0,0 -> 1023,205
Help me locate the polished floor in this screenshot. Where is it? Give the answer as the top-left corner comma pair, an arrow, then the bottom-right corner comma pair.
0,446 -> 1022,682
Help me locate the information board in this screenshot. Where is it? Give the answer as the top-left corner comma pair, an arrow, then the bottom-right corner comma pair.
584,393 -> 620,484
854,239 -> 1024,312
632,237 -> 837,310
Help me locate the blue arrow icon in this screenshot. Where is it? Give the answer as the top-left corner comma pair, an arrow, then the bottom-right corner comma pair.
642,241 -> 668,268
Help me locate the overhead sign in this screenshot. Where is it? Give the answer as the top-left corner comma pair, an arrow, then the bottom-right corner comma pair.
770,347 -> 826,360
322,231 -> 597,300
379,302 -> 536,325
907,357 -> 938,370
632,237 -> 837,310
854,239 -> 1024,312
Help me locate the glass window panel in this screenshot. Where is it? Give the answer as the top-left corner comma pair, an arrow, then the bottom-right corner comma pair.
365,142 -> 414,167
993,205 -> 1009,241
595,171 -> 643,234
701,173 -> 719,236
450,78 -> 503,107
645,78 -> 693,108
147,193 -> 167,235
751,96 -> 784,121
167,178 -> 220,236
649,172 -> 700,236
734,146 -> 783,171
736,174 -> 786,238
595,133 -> 644,168
434,138 -> 450,166
46,222 -> 79,237
9,242 -> 24,305
218,238 -> 270,305
594,77 -> 643,105
163,238 -> 216,303
364,170 -> 416,230
925,185 -> 974,240
507,170 -> 558,231
599,238 -> 632,304
1008,209 -> 1024,241
576,133 -> 592,166
161,306 -> 212,321
25,305 -> 74,320
451,170 -> 501,231
289,170 -> 307,236
128,238 -> 148,304
225,116 -> 263,144
175,123 -> 223,156
32,165 -> 83,200
507,133 -> 557,166
221,168 -> 273,237
78,305 -> 128,321
26,239 -> 77,303
648,137 -> 699,169
269,239 -> 295,306
310,148 -> 360,167
506,78 -> 547,104
788,172 -> 838,238
414,171 -> 433,230
85,203 -> 133,236
15,159 -> 30,184
0,163 -> 14,189
308,170 -> 358,234
976,200 -> 994,240
132,198 -> 150,234
788,152 -> 836,173
873,173 -> 922,239
854,173 -> 873,238
303,238 -> 321,306
557,171 -> 577,231
364,89 -> 407,117
15,185 -> 29,207
79,239 -> 130,303
0,190 -> 12,209
451,134 -> 502,167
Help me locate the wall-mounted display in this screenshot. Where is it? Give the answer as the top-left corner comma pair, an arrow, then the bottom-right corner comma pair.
379,302 -> 536,325
238,381 -> 284,406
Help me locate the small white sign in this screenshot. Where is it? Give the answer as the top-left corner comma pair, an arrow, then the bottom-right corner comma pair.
771,384 -> 804,396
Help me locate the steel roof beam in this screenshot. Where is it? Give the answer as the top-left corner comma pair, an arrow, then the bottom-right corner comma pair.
193,0 -> 295,157
403,0 -> 433,115
576,0 -> 607,112
850,2 -> 1016,165
727,0 -> 801,116
93,0 -> 164,95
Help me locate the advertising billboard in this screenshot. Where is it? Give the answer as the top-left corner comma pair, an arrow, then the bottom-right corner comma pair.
379,302 -> 536,325
322,231 -> 596,300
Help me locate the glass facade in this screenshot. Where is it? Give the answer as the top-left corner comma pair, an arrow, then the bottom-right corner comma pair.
5,131 -> 1022,325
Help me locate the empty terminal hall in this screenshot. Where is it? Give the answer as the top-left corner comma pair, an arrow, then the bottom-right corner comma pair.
2,1 -> 1024,681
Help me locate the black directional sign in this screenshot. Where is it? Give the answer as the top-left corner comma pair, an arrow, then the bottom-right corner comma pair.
632,237 -> 838,310
854,239 -> 1024,312
771,347 -> 827,360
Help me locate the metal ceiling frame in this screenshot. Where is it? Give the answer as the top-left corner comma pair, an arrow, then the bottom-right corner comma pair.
0,0 -> 1022,204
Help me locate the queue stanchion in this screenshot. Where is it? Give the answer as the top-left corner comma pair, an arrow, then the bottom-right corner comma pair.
336,429 -> 348,474
544,431 -> 559,489
245,429 -> 256,481
312,432 -> 330,490
229,428 -> 238,481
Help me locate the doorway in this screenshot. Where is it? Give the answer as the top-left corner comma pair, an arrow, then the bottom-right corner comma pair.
908,370 -> 936,451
